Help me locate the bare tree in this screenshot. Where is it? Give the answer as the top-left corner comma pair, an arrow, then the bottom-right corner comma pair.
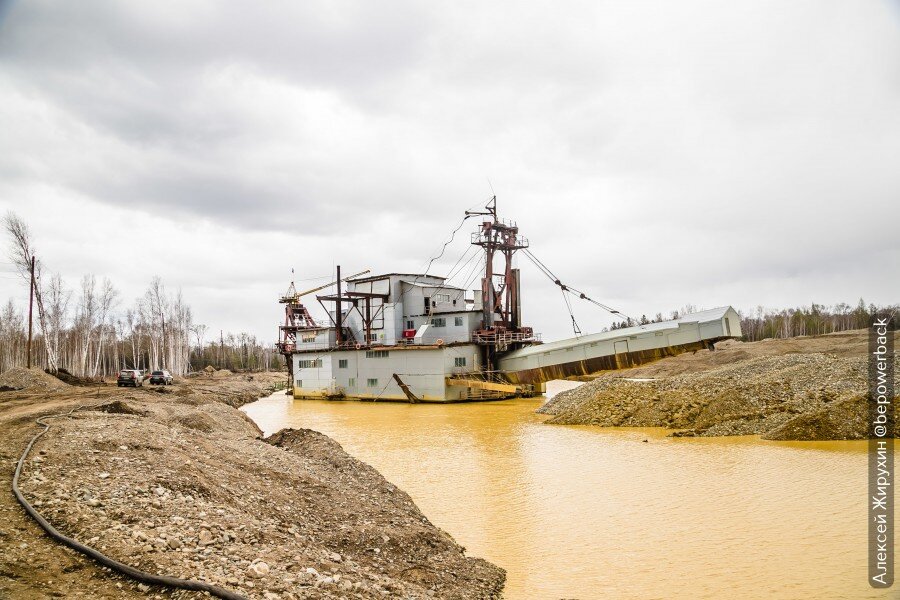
0,300 -> 25,372
2,212 -> 283,376
90,278 -> 119,377
4,212 -> 61,372
125,308 -> 139,369
74,275 -> 97,375
44,274 -> 70,371
191,324 -> 208,359
145,278 -> 168,370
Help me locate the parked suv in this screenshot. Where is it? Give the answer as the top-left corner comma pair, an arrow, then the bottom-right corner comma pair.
117,369 -> 143,387
149,370 -> 174,385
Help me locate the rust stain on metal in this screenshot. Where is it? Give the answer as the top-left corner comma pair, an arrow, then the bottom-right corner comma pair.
500,339 -> 722,385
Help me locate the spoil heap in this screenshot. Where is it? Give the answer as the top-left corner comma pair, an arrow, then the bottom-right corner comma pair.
0,367 -> 70,393
540,330 -> 899,440
15,392 -> 504,599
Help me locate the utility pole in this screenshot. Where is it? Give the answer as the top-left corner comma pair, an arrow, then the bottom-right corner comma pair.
220,329 -> 224,369
26,256 -> 34,369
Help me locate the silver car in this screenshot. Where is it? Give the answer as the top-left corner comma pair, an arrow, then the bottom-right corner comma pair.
149,370 -> 174,385
117,369 -> 143,387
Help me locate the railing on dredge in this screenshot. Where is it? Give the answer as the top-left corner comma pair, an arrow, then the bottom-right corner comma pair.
470,331 -> 541,344
286,330 -> 542,352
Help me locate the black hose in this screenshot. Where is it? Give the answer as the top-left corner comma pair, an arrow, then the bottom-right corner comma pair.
12,406 -> 249,600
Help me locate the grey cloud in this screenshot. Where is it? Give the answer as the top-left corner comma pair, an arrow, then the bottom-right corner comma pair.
0,0 -> 898,342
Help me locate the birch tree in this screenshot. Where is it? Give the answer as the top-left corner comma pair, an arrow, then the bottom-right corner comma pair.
0,300 -> 25,372
90,278 -> 118,377
3,212 -> 61,372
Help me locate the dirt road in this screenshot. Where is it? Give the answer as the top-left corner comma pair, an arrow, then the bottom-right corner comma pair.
1,384 -> 169,599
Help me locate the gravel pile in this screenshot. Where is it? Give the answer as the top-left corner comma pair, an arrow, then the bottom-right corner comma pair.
176,378 -> 278,408
0,367 -> 70,392
540,352 -> 898,440
17,393 -> 504,599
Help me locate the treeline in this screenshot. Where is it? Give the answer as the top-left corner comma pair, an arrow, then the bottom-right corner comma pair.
189,329 -> 280,372
604,300 -> 897,342
606,305 -> 701,330
737,300 -> 896,342
1,212 -> 283,378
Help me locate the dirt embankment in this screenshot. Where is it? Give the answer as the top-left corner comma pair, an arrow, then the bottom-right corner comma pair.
0,371 -> 504,599
539,330 -> 899,440
0,366 -> 71,392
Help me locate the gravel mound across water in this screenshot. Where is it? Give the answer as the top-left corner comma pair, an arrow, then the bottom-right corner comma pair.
540,349 -> 899,440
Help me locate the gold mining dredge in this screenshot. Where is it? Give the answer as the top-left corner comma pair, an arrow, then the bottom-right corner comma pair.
276,198 -> 741,402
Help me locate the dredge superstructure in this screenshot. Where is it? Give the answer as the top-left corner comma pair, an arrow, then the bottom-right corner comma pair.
276,199 -> 741,402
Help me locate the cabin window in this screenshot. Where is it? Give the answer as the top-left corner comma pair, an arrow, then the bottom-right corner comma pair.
297,359 -> 322,369
300,334 -> 316,343
365,350 -> 389,358
367,378 -> 378,387
434,293 -> 451,302
338,359 -> 348,368
454,357 -> 466,367
295,379 -> 302,387
348,378 -> 356,387
454,317 -> 463,326
406,320 -> 414,329
431,318 -> 446,327
368,332 -> 378,342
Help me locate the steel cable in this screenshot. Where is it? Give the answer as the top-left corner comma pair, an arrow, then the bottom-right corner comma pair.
521,248 -> 641,326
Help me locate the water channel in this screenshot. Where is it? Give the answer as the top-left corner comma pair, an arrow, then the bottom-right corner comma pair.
243,384 -> 882,599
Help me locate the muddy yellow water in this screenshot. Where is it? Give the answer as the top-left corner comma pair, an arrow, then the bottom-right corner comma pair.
243,389 -> 886,599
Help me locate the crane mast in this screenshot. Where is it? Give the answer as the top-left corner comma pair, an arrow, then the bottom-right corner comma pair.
276,269 -> 370,378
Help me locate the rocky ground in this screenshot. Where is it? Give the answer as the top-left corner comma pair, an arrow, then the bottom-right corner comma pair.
0,366 -> 70,393
0,369 -> 504,599
539,330 -> 899,440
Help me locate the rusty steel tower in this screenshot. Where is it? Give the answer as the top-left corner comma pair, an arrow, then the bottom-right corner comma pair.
467,197 -> 536,368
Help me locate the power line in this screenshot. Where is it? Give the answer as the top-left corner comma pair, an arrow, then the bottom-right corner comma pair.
445,245 -> 477,281
417,213 -> 474,276
294,274 -> 332,282
399,211 -> 481,308
459,253 -> 486,293
425,245 -> 481,305
447,249 -> 482,289
521,248 -> 639,325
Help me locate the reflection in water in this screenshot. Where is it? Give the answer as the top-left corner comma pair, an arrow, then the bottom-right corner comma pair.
243,387 -> 884,600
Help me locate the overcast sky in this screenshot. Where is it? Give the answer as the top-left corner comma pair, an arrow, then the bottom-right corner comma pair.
1,0 -> 898,344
